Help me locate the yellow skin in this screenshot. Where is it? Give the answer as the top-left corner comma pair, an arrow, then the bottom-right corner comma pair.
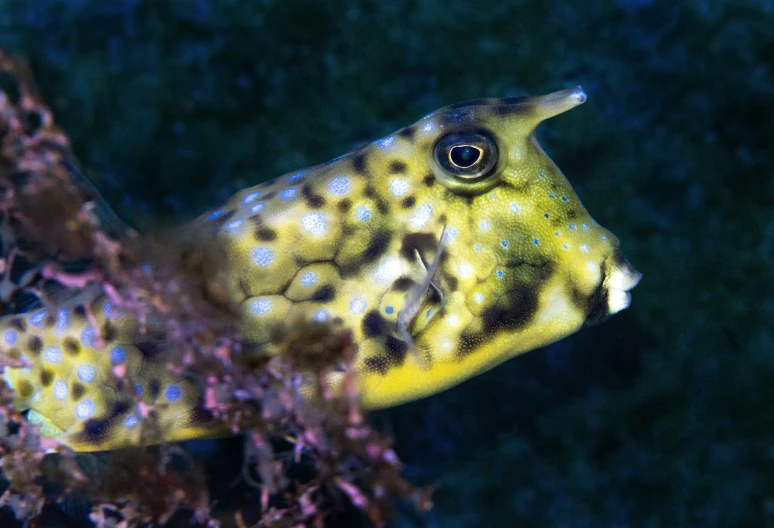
0,87 -> 640,451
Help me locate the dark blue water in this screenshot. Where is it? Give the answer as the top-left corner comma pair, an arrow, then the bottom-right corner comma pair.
0,1 -> 771,526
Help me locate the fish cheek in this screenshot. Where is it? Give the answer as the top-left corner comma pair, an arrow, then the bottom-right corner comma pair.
572,282 -> 610,325
457,284 -> 540,358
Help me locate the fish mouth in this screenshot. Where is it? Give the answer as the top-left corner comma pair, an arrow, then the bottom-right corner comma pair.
604,253 -> 642,315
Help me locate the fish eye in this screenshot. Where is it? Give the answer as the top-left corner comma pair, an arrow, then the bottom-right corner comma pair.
449,145 -> 482,168
433,130 -> 498,182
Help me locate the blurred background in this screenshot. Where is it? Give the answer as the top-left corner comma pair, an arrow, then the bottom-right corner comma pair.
0,0 -> 772,526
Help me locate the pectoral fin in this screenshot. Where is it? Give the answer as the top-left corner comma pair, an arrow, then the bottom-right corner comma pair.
27,409 -> 65,438
397,227 -> 447,367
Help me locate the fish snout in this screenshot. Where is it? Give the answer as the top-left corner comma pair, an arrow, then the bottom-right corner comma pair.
604,253 -> 642,315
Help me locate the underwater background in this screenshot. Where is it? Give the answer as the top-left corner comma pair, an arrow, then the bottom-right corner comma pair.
0,0 -> 772,526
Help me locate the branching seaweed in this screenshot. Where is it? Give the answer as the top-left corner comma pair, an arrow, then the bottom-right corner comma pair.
0,50 -> 430,528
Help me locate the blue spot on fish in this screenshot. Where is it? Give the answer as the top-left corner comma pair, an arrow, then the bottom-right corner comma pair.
81,327 -> 95,347
110,346 -> 126,364
3,330 -> 17,345
280,187 -> 297,200
243,192 -> 260,204
165,385 -> 182,402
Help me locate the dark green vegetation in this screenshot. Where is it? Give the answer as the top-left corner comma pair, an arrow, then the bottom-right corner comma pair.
1,0 -> 772,525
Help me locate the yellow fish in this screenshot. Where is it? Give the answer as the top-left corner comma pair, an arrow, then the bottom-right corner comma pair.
0,87 -> 640,451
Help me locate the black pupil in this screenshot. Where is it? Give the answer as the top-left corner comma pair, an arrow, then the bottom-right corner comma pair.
450,145 -> 480,168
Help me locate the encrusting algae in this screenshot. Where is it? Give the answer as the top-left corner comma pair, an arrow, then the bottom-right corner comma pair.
0,65 -> 640,453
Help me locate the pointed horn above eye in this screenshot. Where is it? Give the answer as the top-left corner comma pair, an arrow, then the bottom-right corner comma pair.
525,86 -> 587,126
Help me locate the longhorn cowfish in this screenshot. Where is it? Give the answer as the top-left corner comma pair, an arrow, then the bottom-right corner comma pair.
0,87 -> 641,451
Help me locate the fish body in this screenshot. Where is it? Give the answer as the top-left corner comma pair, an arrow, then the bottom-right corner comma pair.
1,87 -> 641,451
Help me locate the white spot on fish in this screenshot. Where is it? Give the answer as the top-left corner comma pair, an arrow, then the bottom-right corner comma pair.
300,212 -> 329,236
409,203 -> 433,229
458,263 -> 473,278
328,176 -> 352,196
3,330 -> 17,345
349,297 -> 367,315
300,271 -> 318,287
55,308 -> 70,335
313,309 -> 330,322
243,192 -> 260,204
252,246 -> 275,267
53,379 -> 68,401
249,297 -> 272,316
224,219 -> 243,231
44,346 -> 62,364
354,205 -> 372,222
374,257 -> 402,284
389,178 -> 410,198
77,364 -> 96,383
81,327 -> 95,347
75,399 -> 96,420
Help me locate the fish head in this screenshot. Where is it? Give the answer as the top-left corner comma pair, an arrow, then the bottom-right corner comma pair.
353,87 -> 642,406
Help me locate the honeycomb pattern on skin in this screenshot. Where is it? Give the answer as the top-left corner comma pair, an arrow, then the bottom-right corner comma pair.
1,87 -> 641,451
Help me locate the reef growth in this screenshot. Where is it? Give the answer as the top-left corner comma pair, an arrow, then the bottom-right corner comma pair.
0,50 -> 429,528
